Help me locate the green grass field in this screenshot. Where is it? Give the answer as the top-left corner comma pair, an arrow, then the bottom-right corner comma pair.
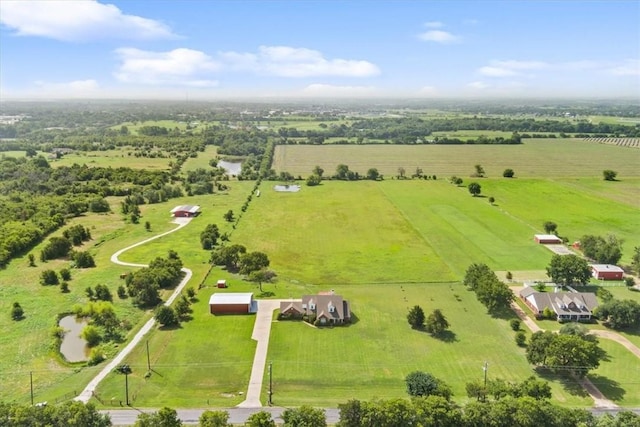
272,139 -> 640,178
181,145 -> 218,172
110,120 -> 202,135
2,136 -> 639,409
266,283 -> 592,407
51,150 -> 171,170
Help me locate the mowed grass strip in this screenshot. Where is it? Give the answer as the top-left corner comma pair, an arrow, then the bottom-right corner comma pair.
231,181 -> 455,285
589,339 -> 640,407
94,294 -> 255,408
266,283 -> 592,407
272,139 -> 640,178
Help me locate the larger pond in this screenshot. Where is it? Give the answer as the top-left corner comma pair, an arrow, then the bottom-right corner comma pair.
218,160 -> 242,176
58,315 -> 89,362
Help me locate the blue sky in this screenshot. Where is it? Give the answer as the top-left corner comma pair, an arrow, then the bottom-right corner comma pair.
1,0 -> 638,99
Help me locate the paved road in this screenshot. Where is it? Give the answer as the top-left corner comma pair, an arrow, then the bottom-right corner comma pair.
104,407 -> 340,426
75,219 -> 194,403
237,299 -> 285,408
102,406 -> 640,426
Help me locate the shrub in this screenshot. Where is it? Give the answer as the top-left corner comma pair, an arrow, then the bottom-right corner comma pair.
503,168 -> 515,178
117,285 -> 127,299
625,277 -> 635,287
60,281 -> 70,293
81,325 -> 101,347
506,271 -> 513,280
11,302 -> 24,320
510,319 -> 521,331
73,251 -> 95,268
40,269 -> 59,286
87,347 -> 105,366
515,331 -> 527,346
60,268 -> 71,281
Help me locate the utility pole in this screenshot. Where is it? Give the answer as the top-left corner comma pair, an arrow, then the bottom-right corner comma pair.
268,361 -> 273,406
30,371 -> 34,406
146,340 -> 151,372
125,371 -> 129,406
483,361 -> 488,387
482,361 -> 488,402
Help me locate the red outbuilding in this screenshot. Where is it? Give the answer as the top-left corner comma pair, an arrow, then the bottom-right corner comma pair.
591,264 -> 625,280
209,293 -> 255,314
534,234 -> 563,244
170,205 -> 201,218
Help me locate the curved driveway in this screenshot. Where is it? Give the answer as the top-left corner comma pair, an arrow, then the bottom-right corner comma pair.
76,218 -> 193,403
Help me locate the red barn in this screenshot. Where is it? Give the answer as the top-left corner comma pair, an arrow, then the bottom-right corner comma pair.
534,234 -> 563,244
591,264 -> 624,280
170,205 -> 201,218
209,293 -> 255,314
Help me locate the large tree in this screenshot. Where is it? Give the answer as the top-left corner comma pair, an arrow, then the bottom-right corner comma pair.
595,299 -> 640,329
425,309 -> 450,335
282,405 -> 326,427
468,182 -> 482,197
526,330 -> 604,377
134,407 -> 182,427
543,221 -> 558,235
546,254 -> 591,286
210,244 -> 247,270
407,305 -> 425,329
239,251 -> 270,276
405,371 -> 452,400
580,234 -> 623,265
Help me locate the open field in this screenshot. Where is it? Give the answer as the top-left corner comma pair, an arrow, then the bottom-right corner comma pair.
51,150 -> 171,170
2,135 -> 639,409
110,120 -> 202,135
266,283 -> 592,407
181,145 -> 218,172
0,185 -> 255,404
272,138 -> 640,178
588,339 -> 640,407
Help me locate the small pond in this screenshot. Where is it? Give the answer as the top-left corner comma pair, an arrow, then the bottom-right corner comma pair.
218,160 -> 242,176
58,315 -> 89,362
274,184 -> 301,192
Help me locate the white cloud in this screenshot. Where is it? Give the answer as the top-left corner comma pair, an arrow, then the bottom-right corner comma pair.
468,81 -> 489,89
114,48 -> 219,87
418,86 -> 438,95
609,59 -> 640,76
31,79 -> 101,97
221,45 -> 380,77
478,60 -> 549,77
0,0 -> 177,42
418,30 -> 459,43
301,84 -> 376,97
424,21 -> 444,28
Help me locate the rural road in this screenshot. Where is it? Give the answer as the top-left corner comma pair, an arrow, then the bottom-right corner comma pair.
75,218 -> 194,403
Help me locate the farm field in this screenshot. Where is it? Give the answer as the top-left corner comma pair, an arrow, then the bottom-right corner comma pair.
272,138 -> 640,178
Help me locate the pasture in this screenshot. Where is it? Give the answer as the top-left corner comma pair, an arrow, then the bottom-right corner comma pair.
272,138 -> 640,178
51,150 -> 171,170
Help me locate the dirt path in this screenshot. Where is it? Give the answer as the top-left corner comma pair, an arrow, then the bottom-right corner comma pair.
76,218 -> 194,403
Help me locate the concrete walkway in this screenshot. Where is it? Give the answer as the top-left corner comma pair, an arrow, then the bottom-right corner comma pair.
76,219 -> 194,403
237,299 -> 284,408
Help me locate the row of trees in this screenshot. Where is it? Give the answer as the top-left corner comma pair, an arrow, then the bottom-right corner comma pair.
463,264 -> 514,313
125,252 -> 184,307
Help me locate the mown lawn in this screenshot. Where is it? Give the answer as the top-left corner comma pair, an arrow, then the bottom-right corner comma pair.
589,339 -> 640,407
94,294 -> 256,408
266,283 -> 592,407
